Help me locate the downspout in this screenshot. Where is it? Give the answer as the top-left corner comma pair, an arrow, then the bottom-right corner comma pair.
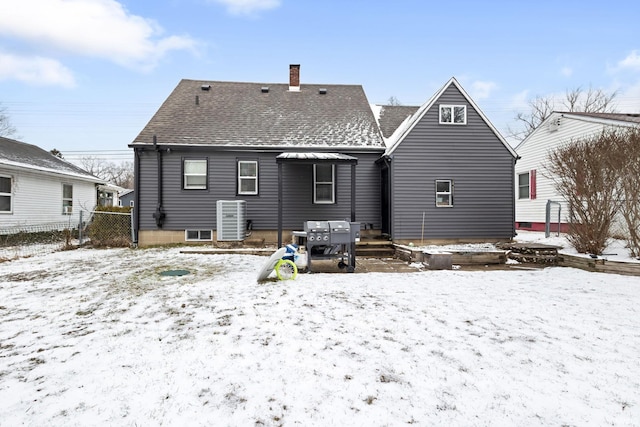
152,135 -> 165,228
383,155 -> 393,238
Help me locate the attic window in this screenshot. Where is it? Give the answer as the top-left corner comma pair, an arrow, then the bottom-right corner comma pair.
201,85 -> 211,91
319,88 -> 327,95
439,105 -> 466,125
261,86 -> 269,93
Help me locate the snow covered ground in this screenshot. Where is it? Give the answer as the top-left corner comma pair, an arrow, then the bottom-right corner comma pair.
1,234 -> 639,426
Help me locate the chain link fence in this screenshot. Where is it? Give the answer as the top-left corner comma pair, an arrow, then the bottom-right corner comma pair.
0,208 -> 133,261
85,209 -> 133,247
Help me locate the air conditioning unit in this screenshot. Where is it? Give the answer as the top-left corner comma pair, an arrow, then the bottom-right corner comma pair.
63,206 -> 72,215
216,200 -> 246,241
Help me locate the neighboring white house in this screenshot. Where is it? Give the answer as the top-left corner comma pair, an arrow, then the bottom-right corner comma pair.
97,183 -> 125,208
515,112 -> 640,232
0,136 -> 104,229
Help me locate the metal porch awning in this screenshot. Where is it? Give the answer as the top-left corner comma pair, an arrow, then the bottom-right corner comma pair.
276,152 -> 358,247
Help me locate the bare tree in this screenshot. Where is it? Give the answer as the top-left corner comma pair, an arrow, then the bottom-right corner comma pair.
0,103 -> 17,138
79,156 -> 134,189
617,127 -> 640,257
508,85 -> 618,142
386,96 -> 402,106
545,129 -> 626,254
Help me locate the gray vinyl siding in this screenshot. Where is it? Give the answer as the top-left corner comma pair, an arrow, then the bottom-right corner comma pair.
390,86 -> 515,240
137,150 -> 382,232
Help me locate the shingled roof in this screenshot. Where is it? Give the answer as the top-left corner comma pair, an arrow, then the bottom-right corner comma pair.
0,136 -> 100,182
375,105 -> 420,139
558,112 -> 640,125
131,80 -> 385,150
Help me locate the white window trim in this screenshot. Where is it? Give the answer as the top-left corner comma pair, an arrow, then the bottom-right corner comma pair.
184,159 -> 208,190
313,164 -> 335,204
435,180 -> 453,207
238,160 -> 258,195
439,105 -> 467,125
62,183 -> 73,215
185,229 -> 213,241
518,172 -> 530,200
0,175 -> 12,214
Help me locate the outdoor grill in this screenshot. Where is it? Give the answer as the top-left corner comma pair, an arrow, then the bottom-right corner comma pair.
302,220 -> 360,273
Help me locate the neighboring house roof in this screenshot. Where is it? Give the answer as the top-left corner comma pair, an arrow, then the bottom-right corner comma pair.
559,112 -> 640,125
0,136 -> 102,183
374,105 -> 420,139
130,80 -> 385,150
515,111 -> 640,151
384,77 -> 518,158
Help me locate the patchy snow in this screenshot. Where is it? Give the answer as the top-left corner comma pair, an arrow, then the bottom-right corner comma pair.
406,231 -> 639,264
513,230 -> 640,263
1,245 -> 639,426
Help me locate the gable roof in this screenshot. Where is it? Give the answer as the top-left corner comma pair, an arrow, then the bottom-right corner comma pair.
383,77 -> 517,158
0,136 -> 101,182
515,111 -> 640,151
131,80 -> 385,150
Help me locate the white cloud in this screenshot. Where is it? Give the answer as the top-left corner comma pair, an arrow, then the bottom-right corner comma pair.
471,80 -> 497,100
561,66 -> 573,77
0,52 -> 75,87
618,50 -> 640,71
0,0 -> 197,71
211,0 -> 281,15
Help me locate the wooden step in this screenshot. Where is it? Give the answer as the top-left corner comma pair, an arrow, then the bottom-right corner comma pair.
356,242 -> 395,257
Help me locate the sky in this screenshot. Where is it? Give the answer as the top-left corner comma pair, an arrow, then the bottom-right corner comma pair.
1,232 -> 639,425
1,0 -> 639,164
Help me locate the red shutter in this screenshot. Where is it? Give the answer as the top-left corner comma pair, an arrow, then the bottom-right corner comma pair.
530,169 -> 537,200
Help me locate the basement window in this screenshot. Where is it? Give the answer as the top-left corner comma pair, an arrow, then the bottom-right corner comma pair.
185,230 -> 212,241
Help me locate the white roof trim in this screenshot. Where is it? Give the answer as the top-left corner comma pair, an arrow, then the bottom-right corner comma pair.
0,158 -> 103,183
385,77 -> 517,158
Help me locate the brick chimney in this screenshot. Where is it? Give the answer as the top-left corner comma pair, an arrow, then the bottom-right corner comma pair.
289,64 -> 300,92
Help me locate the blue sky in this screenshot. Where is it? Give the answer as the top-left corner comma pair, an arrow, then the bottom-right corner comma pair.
1,0 -> 639,163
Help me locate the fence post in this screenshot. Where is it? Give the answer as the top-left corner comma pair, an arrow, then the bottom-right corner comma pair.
130,208 -> 136,247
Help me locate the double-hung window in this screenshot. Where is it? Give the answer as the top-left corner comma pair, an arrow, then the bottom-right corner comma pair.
435,180 -> 453,207
0,176 -> 12,213
518,172 -> 530,199
313,164 -> 335,204
439,105 -> 467,125
62,184 -> 73,214
184,159 -> 208,190
238,160 -> 258,195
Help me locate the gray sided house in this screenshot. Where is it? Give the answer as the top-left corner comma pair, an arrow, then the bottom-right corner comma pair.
129,65 -> 386,246
377,78 -> 518,242
130,68 -> 517,246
